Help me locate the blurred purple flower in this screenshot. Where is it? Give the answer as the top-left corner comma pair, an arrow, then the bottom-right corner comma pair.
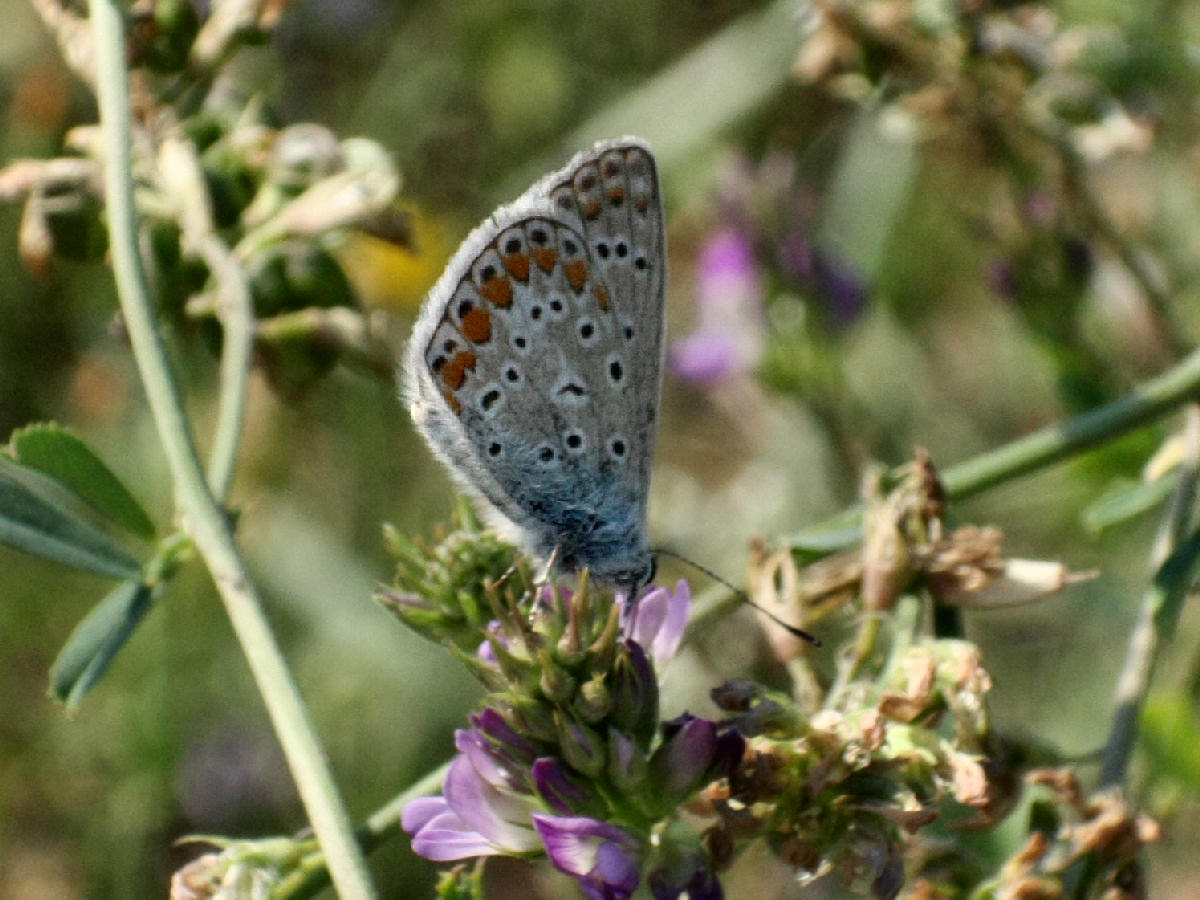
778,231 -> 867,330
620,579 -> 691,666
1025,190 -> 1057,226
987,257 -> 1018,299
533,814 -> 644,900
670,229 -> 766,386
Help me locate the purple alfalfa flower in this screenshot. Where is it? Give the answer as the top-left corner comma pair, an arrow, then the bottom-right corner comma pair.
610,639 -> 660,748
532,756 -> 603,816
619,579 -> 691,666
670,229 -> 766,386
469,708 -> 538,768
646,821 -> 724,900
477,620 -> 507,664
647,714 -> 745,814
402,725 -> 542,861
533,813 -> 644,900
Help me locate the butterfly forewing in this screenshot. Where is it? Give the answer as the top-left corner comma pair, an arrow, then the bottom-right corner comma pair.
404,138 -> 665,578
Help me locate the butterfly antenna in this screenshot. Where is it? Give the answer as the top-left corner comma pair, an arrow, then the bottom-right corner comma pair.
652,548 -> 821,647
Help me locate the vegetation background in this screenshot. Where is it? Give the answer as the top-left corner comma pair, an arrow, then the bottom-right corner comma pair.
0,0 -> 1197,897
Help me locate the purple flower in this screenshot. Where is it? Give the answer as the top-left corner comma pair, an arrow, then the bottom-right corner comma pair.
777,231 -> 867,331
647,714 -> 745,814
647,823 -> 724,900
620,580 -> 690,666
532,757 -> 601,815
469,708 -> 538,778
610,640 -> 660,747
533,814 -> 644,900
670,229 -> 765,386
402,727 -> 542,861
670,333 -> 741,385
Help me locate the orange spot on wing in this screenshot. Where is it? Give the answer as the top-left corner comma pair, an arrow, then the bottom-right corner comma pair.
461,307 -> 492,343
634,194 -> 648,214
581,201 -> 602,220
479,274 -> 513,308
531,247 -> 557,273
564,260 -> 587,293
503,253 -> 531,281
606,187 -> 625,206
441,350 -> 476,390
595,285 -> 609,311
442,387 -> 461,414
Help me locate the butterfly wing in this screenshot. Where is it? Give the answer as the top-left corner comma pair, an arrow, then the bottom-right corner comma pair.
404,138 -> 665,579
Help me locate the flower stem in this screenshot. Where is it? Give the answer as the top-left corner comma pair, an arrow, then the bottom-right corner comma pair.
940,348 -> 1200,501
1099,403 -> 1200,787
86,2 -> 375,896
274,759 -> 453,900
791,346 -> 1200,548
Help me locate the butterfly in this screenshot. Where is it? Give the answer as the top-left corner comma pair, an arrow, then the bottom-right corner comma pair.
403,138 -> 665,594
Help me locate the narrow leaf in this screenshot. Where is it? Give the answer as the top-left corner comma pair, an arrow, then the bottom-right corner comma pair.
1140,692 -> 1200,789
1081,474 -> 1174,534
49,580 -> 154,711
0,468 -> 141,579
10,423 -> 155,539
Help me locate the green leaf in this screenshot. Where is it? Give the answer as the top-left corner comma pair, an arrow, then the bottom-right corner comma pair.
1140,692 -> 1200,789
49,580 -> 154,711
9,423 -> 155,539
1081,474 -> 1174,534
0,465 -> 142,579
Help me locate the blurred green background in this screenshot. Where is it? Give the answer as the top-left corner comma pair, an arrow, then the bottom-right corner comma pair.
2,0 -> 1199,897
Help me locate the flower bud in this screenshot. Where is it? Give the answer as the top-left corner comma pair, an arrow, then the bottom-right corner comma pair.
555,713 -> 606,779
532,757 -> 602,816
610,640 -> 659,748
573,672 -> 612,724
607,727 -> 648,794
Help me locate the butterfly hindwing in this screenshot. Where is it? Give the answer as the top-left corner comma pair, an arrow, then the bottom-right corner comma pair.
404,138 -> 664,580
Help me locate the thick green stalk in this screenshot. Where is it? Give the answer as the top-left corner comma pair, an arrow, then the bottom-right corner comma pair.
791,346 -> 1200,548
86,2 -> 374,896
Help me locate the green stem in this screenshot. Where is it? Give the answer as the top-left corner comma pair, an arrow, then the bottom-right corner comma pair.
941,347 -> 1200,500
198,234 -> 254,500
86,2 -> 375,897
792,346 -> 1200,547
1099,403 -> 1200,788
274,760 -> 452,900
